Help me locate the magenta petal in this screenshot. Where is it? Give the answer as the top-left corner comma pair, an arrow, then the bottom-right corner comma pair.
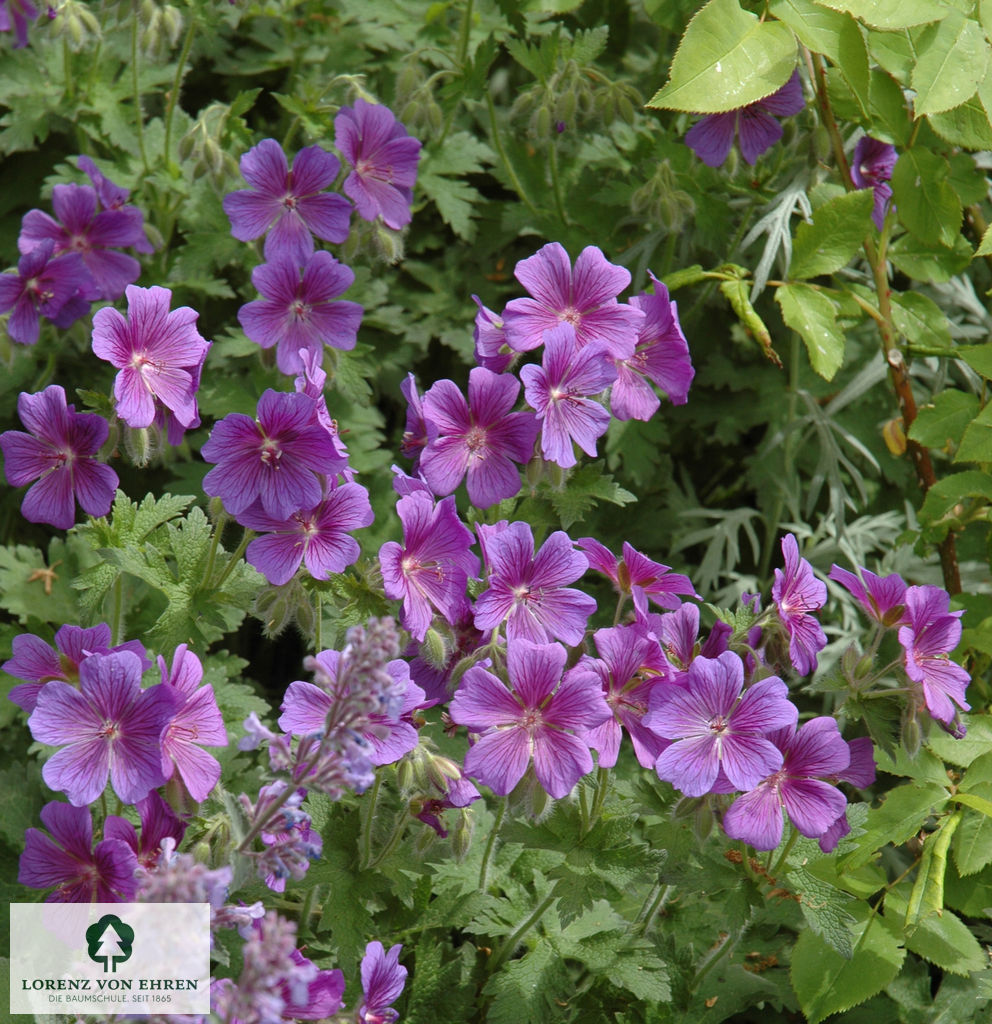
723,785 -> 785,850
463,728 -> 531,796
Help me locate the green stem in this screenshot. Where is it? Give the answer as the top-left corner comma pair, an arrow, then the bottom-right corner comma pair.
369,811 -> 408,869
131,2 -> 149,172
111,576 -> 125,646
549,140 -> 567,226
478,797 -> 506,891
63,40 -> 75,103
202,512 -> 228,589
486,91 -> 539,217
583,767 -> 610,835
635,883 -> 673,934
297,884 -> 320,940
163,18 -> 196,174
314,591 -> 322,653
456,0 -> 474,66
770,829 -> 799,878
612,593 -> 628,626
211,529 -> 253,590
488,892 -> 557,972
360,773 -> 384,870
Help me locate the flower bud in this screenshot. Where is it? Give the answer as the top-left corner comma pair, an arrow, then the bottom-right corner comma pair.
255,586 -> 293,639
123,425 -> 160,467
451,808 -> 474,861
902,713 -> 921,758
192,841 -> 212,864
396,756 -> 415,793
161,5 -> 183,47
882,417 -> 906,456
373,223 -> 404,264
422,627 -> 449,670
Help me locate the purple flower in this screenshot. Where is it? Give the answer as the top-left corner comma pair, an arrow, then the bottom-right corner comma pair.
0,239 -> 89,345
450,639 -> 611,798
104,790 -> 187,869
223,139 -> 352,263
283,948 -> 345,1020
202,389 -> 346,519
502,242 -> 643,356
472,296 -> 512,373
294,347 -> 353,476
645,651 -> 798,797
685,70 -> 805,167
27,650 -> 176,806
238,251 -> 363,375
77,155 -> 154,254
420,367 -> 539,508
722,717 -> 851,850
4,622 -> 148,713
828,564 -> 907,626
520,324 -> 615,467
158,644 -> 228,803
0,384 -> 118,530
898,585 -> 971,727
771,533 -> 827,676
358,940 -> 407,1024
240,482 -> 374,585
335,99 -> 422,230
851,136 -> 896,231
379,492 -> 479,642
578,537 -> 698,618
19,802 -> 138,902
399,373 -> 430,470
577,625 -> 672,769
92,284 -> 209,430
19,183 -> 142,300
0,0 -> 39,47
611,273 -> 694,421
473,522 -> 596,646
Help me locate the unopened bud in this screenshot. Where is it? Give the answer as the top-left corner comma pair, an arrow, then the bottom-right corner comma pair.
161,5 -> 183,46
617,95 -> 635,125
396,757 -> 414,793
294,592 -> 316,638
255,587 -> 292,639
373,223 -> 403,264
451,808 -> 474,861
693,800 -> 714,843
902,714 -> 922,758
192,841 -> 212,864
422,628 -> 448,670
532,105 -> 552,139
123,425 -> 160,467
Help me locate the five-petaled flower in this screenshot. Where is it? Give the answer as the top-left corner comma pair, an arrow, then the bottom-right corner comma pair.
771,533 -> 827,676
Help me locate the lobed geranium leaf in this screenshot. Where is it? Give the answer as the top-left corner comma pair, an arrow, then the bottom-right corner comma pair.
647,0 -> 797,113
788,867 -> 858,959
889,233 -> 973,282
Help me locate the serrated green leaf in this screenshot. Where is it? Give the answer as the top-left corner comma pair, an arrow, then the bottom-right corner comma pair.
788,867 -> 858,958
904,809 -> 960,930
927,716 -> 992,767
908,389 -> 980,448
869,68 -> 912,144
912,13 -> 990,117
791,906 -> 905,1024
841,783 -> 950,870
815,0 -> 961,30
417,170 -> 483,240
956,344 -> 992,376
776,282 -> 845,380
887,885 -> 987,975
929,94 -> 992,150
789,189 -> 873,279
955,402 -> 992,463
546,461 -> 636,530
918,470 -> 992,530
482,941 -> 569,1024
953,789 -> 992,876
890,291 -> 953,349
891,149 -> 962,246
647,0 -> 797,113
889,233 -> 973,282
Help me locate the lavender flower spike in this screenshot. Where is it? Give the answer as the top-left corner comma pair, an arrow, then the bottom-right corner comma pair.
0,385 -> 118,530
28,650 -> 176,806
450,640 -> 611,798
223,139 -> 352,264
92,284 -> 210,430
685,69 -> 805,167
772,533 -> 827,676
645,651 -> 797,797
359,940 -> 408,1024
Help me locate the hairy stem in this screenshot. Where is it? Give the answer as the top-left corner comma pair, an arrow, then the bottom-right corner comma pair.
163,18 -> 196,173
478,797 -> 506,891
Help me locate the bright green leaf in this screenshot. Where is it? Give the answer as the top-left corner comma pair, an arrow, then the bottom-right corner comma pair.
956,344 -> 992,376
842,783 -> 950,870
928,715 -> 992,766
909,389 -> 980,448
887,885 -> 987,975
776,282 -> 846,379
815,0 -> 962,30
789,188 -> 873,278
889,233 -> 973,282
912,13 -> 990,117
869,68 -> 912,144
647,0 -> 797,113
929,95 -> 992,150
788,867 -> 858,958
769,0 -> 853,61
891,149 -> 962,246
891,292 -> 953,350
953,782 -> 992,875
918,470 -> 992,528
955,402 -> 992,463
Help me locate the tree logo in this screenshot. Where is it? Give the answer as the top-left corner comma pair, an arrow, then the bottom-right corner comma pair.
85,914 -> 134,973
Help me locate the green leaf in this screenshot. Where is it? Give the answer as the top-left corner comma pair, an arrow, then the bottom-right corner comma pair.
886,886 -> 987,975
647,0 -> 797,113
888,233 -> 973,282
929,94 -> 992,150
927,715 -> 992,766
869,68 -> 912,144
841,783 -> 950,870
775,283 -> 845,380
918,470 -> 992,530
546,461 -> 636,530
890,291 -> 953,349
720,274 -> 780,365
788,867 -> 858,958
789,189 -> 873,279
955,402 -> 992,463
891,149 -> 962,246
956,344 -> 992,377
791,906 -> 905,1024
768,0 -> 854,61
953,787 -> 992,875
482,941 -> 570,1024
815,0 -> 963,30
662,263 -> 707,290
909,389 -> 980,449
904,810 -> 960,930
912,13 -> 990,117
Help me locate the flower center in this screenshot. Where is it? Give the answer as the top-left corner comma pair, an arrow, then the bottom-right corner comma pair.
260,438 -> 282,466
708,715 -> 728,735
67,233 -> 90,253
291,299 -> 310,321
99,719 -> 122,741
282,194 -> 298,210
520,707 -> 543,732
558,305 -> 582,327
465,425 -> 487,453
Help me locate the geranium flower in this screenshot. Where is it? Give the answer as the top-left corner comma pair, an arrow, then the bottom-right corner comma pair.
520,324 -> 616,468
335,99 -> 422,230
379,492 -> 479,641
240,482 -> 374,586
223,139 -> 352,263
645,651 -> 797,797
19,802 -> 138,902
77,155 -> 154,253
0,239 -> 89,345
722,717 -> 851,850
358,941 -> 407,1024
104,791 -> 187,869
684,70 -> 805,167
450,639 -> 611,798
502,242 -> 643,355
92,284 -> 210,431
28,650 -> 176,806
0,384 -> 118,530
473,521 -> 596,646
851,135 -> 896,230
202,390 -> 346,519
472,296 -> 512,373
771,533 -> 827,676
238,251 -> 363,375
420,366 -> 539,508
1,0 -> 39,48
828,564 -> 907,626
